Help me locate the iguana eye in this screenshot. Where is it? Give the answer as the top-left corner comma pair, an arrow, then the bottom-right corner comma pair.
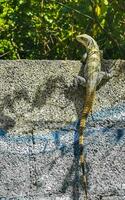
83,38 -> 88,43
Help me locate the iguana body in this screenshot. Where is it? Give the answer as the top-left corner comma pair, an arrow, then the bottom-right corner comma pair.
75,34 -> 111,199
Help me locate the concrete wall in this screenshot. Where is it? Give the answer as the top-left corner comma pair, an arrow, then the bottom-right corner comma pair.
0,60 -> 125,200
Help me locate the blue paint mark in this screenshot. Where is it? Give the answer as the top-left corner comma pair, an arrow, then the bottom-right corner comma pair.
52,131 -> 60,149
42,138 -> 48,154
90,103 -> 125,122
0,103 -> 124,155
59,143 -> 67,156
116,129 -> 124,141
0,128 -> 7,137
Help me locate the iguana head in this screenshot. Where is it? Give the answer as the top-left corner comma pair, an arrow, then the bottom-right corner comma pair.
76,34 -> 98,51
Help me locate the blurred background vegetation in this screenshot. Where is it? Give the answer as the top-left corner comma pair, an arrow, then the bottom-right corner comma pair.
0,0 -> 125,60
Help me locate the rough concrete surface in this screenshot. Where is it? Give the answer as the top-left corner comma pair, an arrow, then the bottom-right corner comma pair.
0,60 -> 125,200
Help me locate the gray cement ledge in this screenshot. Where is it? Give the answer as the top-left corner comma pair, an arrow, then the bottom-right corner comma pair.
0,60 -> 125,200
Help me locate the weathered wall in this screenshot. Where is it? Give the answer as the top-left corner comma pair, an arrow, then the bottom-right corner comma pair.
0,60 -> 125,200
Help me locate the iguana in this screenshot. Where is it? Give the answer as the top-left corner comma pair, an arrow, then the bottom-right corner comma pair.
75,34 -> 111,199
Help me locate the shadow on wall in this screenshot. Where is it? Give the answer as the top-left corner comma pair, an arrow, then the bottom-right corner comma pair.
0,71 -> 97,133
0,113 -> 16,131
60,120 -> 81,200
0,75 -> 78,131
0,77 -> 58,132
32,76 -> 66,109
1,89 -> 30,113
0,88 -> 30,131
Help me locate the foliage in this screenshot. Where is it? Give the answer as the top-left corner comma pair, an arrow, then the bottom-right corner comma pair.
0,0 -> 125,60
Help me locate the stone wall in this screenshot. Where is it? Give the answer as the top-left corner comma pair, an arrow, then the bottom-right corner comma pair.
0,60 -> 125,200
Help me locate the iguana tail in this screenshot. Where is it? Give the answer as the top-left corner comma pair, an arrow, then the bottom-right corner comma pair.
79,90 -> 95,199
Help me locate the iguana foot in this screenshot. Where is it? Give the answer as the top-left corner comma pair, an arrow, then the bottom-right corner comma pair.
73,75 -> 86,88
97,71 -> 113,85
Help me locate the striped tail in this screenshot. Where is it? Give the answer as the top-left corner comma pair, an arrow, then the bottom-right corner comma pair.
79,90 -> 95,199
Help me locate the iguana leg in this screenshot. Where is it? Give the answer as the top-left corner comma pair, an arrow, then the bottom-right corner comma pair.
81,52 -> 87,64
103,71 -> 113,79
97,71 -> 112,86
73,75 -> 86,87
